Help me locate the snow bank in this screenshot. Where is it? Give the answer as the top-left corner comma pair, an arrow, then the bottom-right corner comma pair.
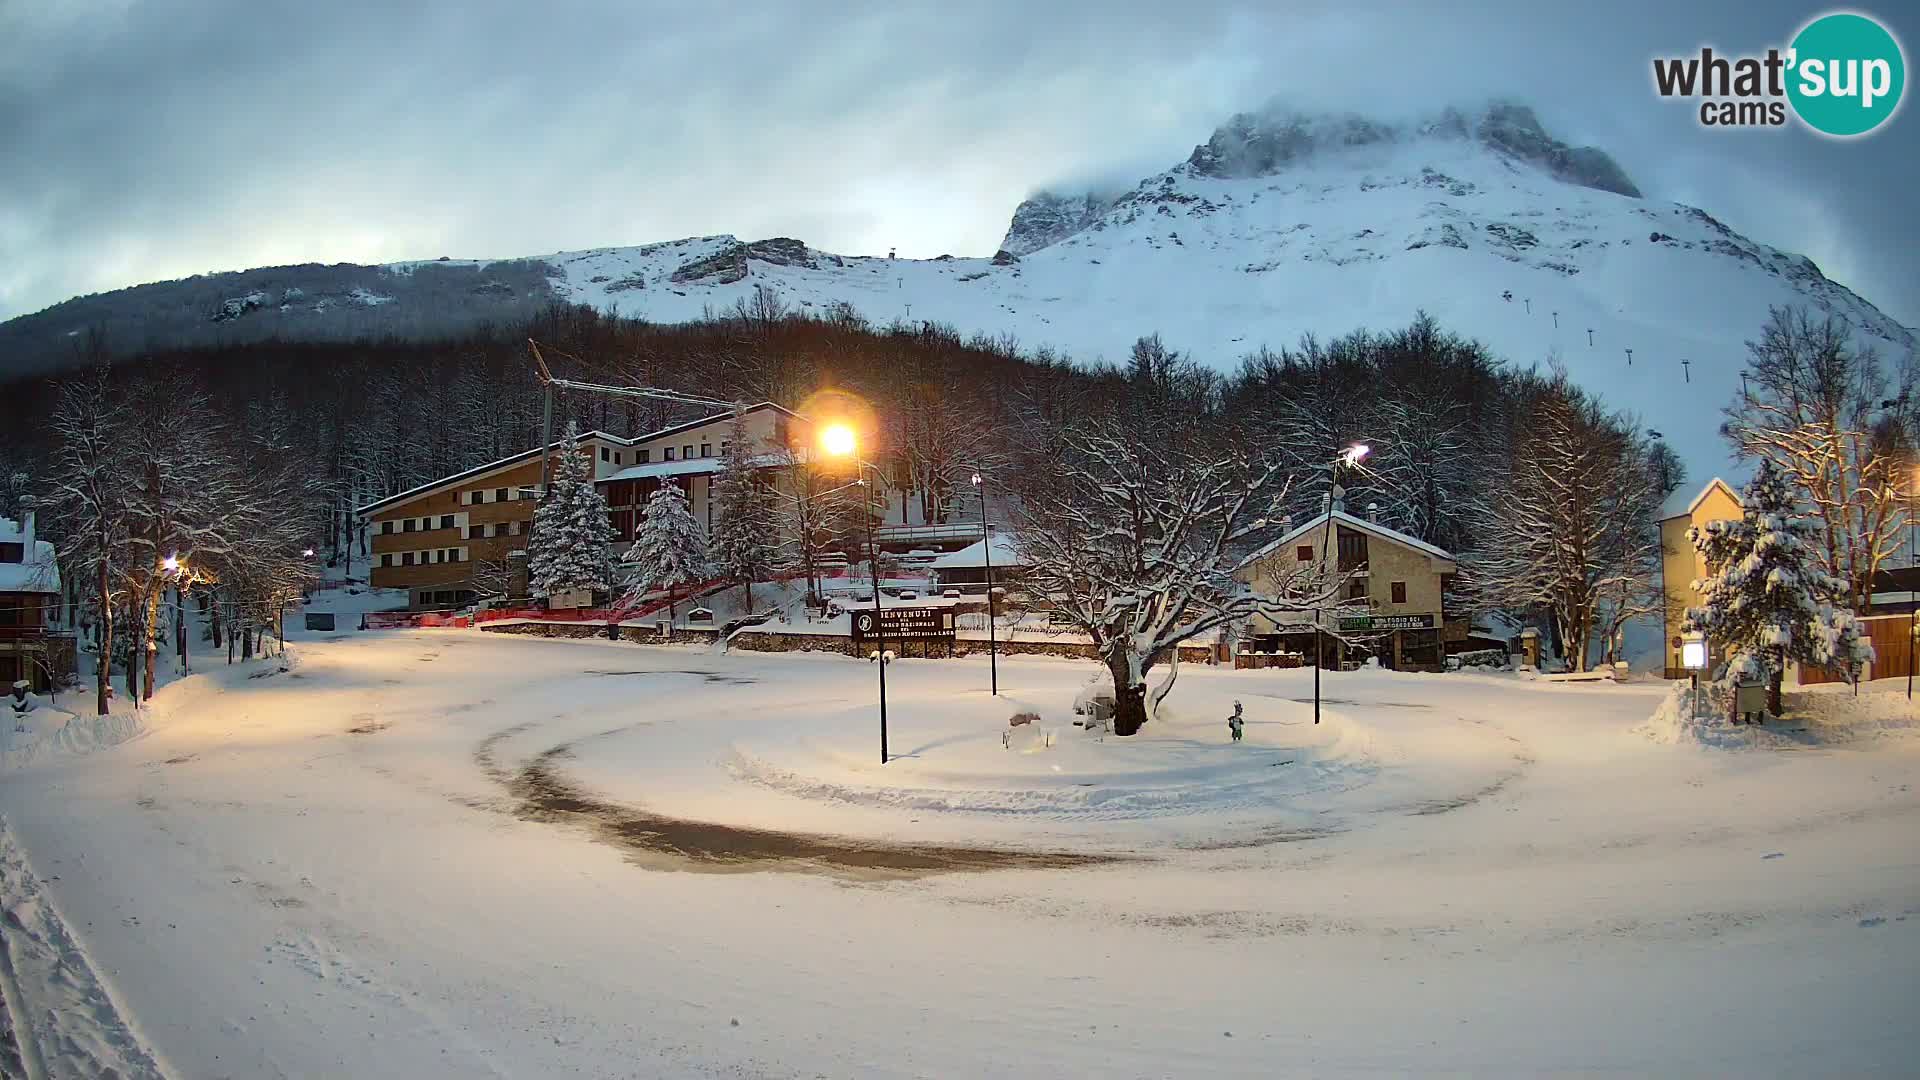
1640,680 -> 1920,749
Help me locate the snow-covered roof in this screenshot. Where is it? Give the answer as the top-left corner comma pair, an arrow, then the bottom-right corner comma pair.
1659,476 -> 1743,521
633,402 -> 802,445
0,517 -> 59,594
928,531 -> 1024,569
1248,509 -> 1457,567
355,430 -> 633,515
601,458 -> 727,482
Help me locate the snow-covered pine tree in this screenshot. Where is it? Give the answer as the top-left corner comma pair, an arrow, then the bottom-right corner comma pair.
623,479 -> 709,625
1683,460 -> 1874,717
706,410 -> 777,612
527,423 -> 613,599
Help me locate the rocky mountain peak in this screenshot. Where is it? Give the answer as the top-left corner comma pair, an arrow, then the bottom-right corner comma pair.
1183,100 -> 1640,199
999,191 -> 1121,257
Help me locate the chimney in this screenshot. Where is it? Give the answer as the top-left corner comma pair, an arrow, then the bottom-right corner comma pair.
20,509 -> 32,549
1327,482 -> 1346,515
1365,501 -> 1379,523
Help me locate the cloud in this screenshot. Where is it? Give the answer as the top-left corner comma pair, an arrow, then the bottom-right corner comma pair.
1,0 -> 1914,329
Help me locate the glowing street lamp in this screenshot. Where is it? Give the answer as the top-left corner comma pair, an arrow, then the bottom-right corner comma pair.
1312,443 -> 1373,725
970,469 -> 997,697
161,553 -> 182,576
820,423 -> 857,459
820,424 -> 890,763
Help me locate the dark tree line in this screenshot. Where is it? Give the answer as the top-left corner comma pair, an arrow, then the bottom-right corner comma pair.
1,295 -> 1685,703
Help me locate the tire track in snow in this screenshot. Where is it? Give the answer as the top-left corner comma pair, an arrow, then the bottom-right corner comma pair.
0,817 -> 166,1079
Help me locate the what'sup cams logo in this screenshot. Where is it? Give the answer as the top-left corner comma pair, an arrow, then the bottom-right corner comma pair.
1653,11 -> 1905,136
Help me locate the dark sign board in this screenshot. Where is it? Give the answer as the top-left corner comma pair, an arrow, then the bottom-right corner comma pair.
1338,613 -> 1435,632
304,612 -> 336,632
852,607 -> 955,640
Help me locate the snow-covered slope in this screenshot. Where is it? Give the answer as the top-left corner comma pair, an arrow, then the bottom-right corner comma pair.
535,104 -> 1914,480
5,103 -> 1911,481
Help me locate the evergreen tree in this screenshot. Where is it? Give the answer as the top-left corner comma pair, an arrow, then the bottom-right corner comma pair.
527,423 -> 614,598
1683,460 -> 1874,717
707,410 -> 778,611
623,479 -> 709,624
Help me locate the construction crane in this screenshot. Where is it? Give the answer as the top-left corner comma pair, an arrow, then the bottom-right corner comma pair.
528,339 -> 738,497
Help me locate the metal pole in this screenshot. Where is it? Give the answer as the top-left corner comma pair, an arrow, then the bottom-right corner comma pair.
869,466 -> 888,764
1909,499 -> 1915,700
980,476 -> 997,696
1313,463 -> 1342,726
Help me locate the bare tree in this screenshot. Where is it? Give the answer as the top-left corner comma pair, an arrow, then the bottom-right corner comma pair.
1472,371 -> 1664,671
1014,417 -> 1338,736
1722,306 -> 1915,612
44,364 -> 130,715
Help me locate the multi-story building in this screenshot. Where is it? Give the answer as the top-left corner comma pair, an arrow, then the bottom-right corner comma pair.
1236,504 -> 1462,670
1658,477 -> 1742,678
0,511 -> 72,691
358,403 -> 814,609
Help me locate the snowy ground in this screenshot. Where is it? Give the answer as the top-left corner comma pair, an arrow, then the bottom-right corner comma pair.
1,629 -> 1916,1077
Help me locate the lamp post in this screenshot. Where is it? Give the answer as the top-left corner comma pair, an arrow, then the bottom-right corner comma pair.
1909,466 -> 1916,700
1682,631 -> 1707,718
1313,443 -> 1371,725
971,470 -> 998,696
821,423 -> 890,764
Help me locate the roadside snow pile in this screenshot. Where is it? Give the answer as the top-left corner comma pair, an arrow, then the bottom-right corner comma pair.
1640,680 -> 1920,748
1792,682 -> 1920,740
1639,684 -> 1791,749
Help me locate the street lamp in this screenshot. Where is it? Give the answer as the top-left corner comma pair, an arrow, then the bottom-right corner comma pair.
1313,444 -> 1370,725
1682,631 -> 1708,717
1909,465 -> 1917,701
821,425 -> 890,764
970,470 -> 997,696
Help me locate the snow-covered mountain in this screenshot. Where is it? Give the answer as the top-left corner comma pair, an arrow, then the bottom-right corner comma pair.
4,101 -> 1911,482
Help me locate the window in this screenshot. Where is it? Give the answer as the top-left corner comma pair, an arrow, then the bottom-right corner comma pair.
403,519 -> 417,533
719,440 -> 730,456
1336,529 -> 1369,572
381,520 -> 394,534
637,449 -> 651,464
1295,545 -> 1314,562
379,553 -> 392,568
468,525 -> 483,540
614,452 -> 622,465
401,552 -> 415,567
439,515 -> 454,530
1346,578 -> 1368,601
664,447 -> 676,461
599,447 -> 609,462
699,442 -> 711,457
1391,581 -> 1407,604
508,520 -> 522,535
472,490 -> 487,504
495,487 -> 509,502
683,445 -> 693,460
0,542 -> 21,564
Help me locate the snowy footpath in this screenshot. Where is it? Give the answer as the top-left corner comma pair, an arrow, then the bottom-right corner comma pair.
1,629 -> 1916,1077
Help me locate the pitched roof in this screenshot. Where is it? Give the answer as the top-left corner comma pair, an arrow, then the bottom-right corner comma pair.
355,430 -> 631,515
1658,476 -> 1743,521
1246,509 -> 1457,567
630,402 -> 803,446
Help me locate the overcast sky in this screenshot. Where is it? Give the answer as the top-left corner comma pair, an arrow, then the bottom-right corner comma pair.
1,0 -> 1914,327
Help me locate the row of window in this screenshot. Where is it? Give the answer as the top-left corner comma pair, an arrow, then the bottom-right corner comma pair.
462,486 -> 523,505
466,521 -> 523,540
378,547 -> 470,568
383,514 -> 463,535
614,439 -> 727,466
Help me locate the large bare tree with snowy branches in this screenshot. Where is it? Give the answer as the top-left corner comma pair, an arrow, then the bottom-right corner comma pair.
1014,417 -> 1340,736
1722,306 -> 1916,614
